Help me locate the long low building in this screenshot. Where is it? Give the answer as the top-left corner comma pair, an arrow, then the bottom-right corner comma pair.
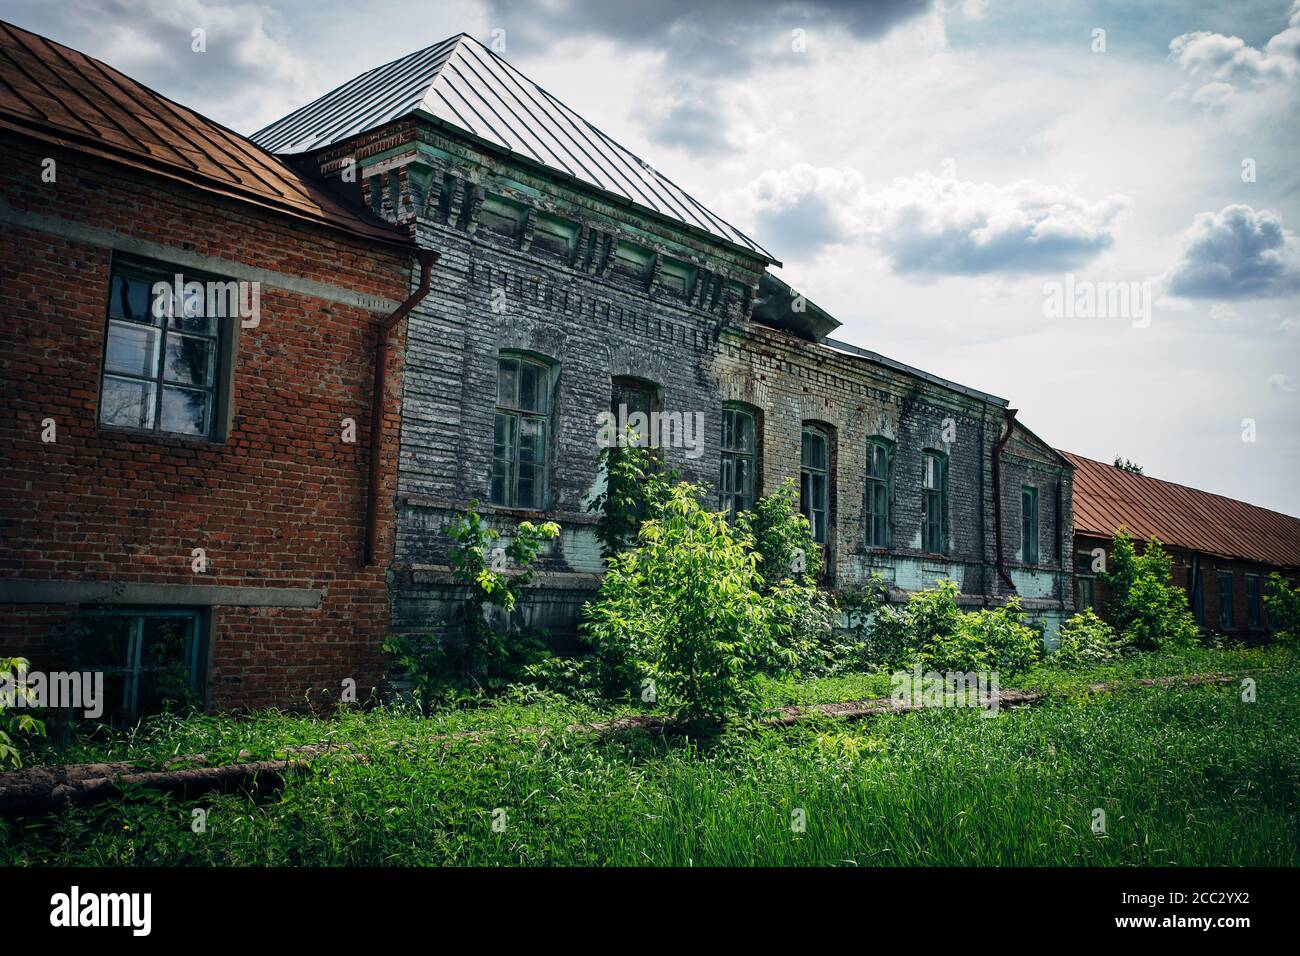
1064,452 -> 1300,638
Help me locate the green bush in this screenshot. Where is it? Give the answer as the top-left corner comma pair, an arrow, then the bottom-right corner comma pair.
1054,609 -> 1126,667
0,656 -> 46,768
1264,573 -> 1300,644
588,433 -> 677,559
582,483 -> 779,724
384,507 -> 560,707
741,477 -> 822,586
1101,532 -> 1199,651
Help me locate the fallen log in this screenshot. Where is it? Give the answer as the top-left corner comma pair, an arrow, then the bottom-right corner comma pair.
0,672 -> 1243,816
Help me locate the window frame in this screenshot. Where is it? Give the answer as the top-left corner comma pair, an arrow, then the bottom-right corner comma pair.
1245,572 -> 1262,629
864,438 -> 893,548
1216,570 -> 1235,630
491,352 -> 554,510
97,255 -> 234,442
719,404 -> 759,518
1021,484 -> 1040,565
73,607 -> 207,723
921,450 -> 948,554
800,425 -> 831,546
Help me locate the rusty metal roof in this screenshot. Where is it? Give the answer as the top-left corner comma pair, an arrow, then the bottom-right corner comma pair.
252,33 -> 776,262
1062,451 -> 1300,569
0,19 -> 409,247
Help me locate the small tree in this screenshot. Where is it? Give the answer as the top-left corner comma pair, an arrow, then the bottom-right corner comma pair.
1054,609 -> 1126,667
588,433 -> 678,558
741,477 -> 822,587
582,483 -> 777,724
1101,531 -> 1198,651
1264,573 -> 1300,644
1113,457 -> 1144,475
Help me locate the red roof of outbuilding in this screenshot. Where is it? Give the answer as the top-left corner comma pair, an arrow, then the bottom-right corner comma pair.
1062,451 -> 1300,569
0,19 -> 409,247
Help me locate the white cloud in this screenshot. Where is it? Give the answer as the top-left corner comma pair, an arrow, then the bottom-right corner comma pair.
1167,204 -> 1300,299
1169,2 -> 1300,105
741,166 -> 1129,275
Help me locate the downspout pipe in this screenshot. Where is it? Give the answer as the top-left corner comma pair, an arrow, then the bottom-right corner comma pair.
364,248 -> 439,567
991,407 -> 1018,590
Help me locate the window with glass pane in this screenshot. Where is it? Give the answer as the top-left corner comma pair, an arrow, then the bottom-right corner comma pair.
1245,573 -> 1262,628
99,261 -> 222,437
865,439 -> 891,547
611,378 -> 658,447
1021,485 -> 1039,565
75,610 -> 205,723
800,427 -> 829,545
492,354 -> 551,508
1216,571 -> 1234,629
921,451 -> 946,553
720,406 -> 757,517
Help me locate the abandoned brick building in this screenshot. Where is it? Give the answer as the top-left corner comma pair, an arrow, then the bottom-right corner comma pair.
11,21 -> 1235,715
1066,452 -> 1300,639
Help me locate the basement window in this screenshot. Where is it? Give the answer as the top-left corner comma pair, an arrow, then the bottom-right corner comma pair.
74,609 -> 206,724
720,405 -> 758,518
99,259 -> 228,440
491,353 -> 552,509
921,450 -> 947,554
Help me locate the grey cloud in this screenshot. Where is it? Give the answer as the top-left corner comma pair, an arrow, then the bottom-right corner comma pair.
1167,204 -> 1300,299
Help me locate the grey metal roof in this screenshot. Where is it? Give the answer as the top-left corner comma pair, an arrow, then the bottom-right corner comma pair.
252,33 -> 776,262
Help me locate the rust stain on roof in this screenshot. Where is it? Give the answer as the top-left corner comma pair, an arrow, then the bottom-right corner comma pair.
0,19 -> 409,247
1062,451 -> 1300,569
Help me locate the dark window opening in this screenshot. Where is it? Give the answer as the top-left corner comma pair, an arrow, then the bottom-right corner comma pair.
921,451 -> 947,554
491,354 -> 552,509
720,406 -> 757,518
1217,570 -> 1234,630
1245,573 -> 1262,629
865,439 -> 892,548
75,609 -> 205,723
800,426 -> 829,545
1021,485 -> 1039,565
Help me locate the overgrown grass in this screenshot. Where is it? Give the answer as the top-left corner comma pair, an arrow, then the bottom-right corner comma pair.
2,647 -> 1296,866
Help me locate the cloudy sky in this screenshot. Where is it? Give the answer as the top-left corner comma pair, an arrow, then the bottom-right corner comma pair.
7,0 -> 1299,514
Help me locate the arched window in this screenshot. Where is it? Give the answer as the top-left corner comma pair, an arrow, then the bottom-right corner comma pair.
491,353 -> 552,509
610,376 -> 659,448
800,426 -> 830,545
865,438 -> 892,548
921,450 -> 947,554
720,404 -> 758,517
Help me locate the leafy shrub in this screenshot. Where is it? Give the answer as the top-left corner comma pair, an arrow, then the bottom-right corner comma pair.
845,580 -> 1040,677
384,506 -> 560,707
0,656 -> 46,768
588,433 -> 677,558
1053,609 -> 1126,667
582,483 -> 778,724
1264,573 -> 1300,644
741,478 -> 822,586
1101,532 -> 1199,651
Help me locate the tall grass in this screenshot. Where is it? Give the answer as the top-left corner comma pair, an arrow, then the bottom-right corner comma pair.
3,648 -> 1296,866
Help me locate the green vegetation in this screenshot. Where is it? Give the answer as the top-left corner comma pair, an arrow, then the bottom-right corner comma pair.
1265,572 -> 1300,644
1101,531 -> 1199,651
0,656 -> 45,768
3,646 -> 1295,866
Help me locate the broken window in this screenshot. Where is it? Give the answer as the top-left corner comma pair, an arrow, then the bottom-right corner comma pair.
99,259 -> 225,439
1021,485 -> 1039,565
921,450 -> 947,554
800,426 -> 829,545
74,609 -> 206,723
864,438 -> 892,548
492,353 -> 551,509
720,405 -> 757,518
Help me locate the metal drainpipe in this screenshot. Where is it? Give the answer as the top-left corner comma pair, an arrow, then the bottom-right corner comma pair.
991,407 -> 1018,590
364,249 -> 439,567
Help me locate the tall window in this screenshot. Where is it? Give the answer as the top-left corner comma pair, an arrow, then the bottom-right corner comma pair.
76,609 -> 205,723
1216,570 -> 1234,629
1189,567 -> 1205,625
99,260 -> 224,437
921,451 -> 947,554
1245,573 -> 1262,629
492,354 -> 551,509
1021,485 -> 1039,565
800,426 -> 829,545
864,439 -> 891,548
720,406 -> 757,517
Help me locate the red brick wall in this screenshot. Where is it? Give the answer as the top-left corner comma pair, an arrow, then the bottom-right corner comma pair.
0,132 -> 413,709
